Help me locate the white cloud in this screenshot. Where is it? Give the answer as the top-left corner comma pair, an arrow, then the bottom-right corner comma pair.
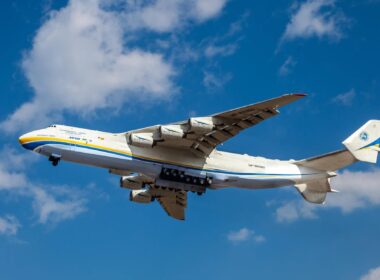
0,148 -> 31,191
31,187 -> 87,224
282,0 -> 346,42
203,12 -> 248,59
199,13 -> 248,91
326,169 -> 380,212
193,0 -> 228,22
0,168 -> 28,191
278,56 -> 296,76
227,227 -> 265,243
124,0 -> 228,32
124,0 -> 184,32
272,169 -> 380,223
204,44 -> 237,58
360,266 -> 380,280
1,0 -> 228,133
275,200 -> 317,223
0,147 -> 88,229
0,147 -> 37,171
332,89 -> 356,106
0,215 -> 21,236
203,71 -> 232,89
2,0 -> 175,133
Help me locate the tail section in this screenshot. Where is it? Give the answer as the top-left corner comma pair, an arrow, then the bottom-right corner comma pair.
343,120 -> 380,163
294,120 -> 380,204
296,120 -> 380,172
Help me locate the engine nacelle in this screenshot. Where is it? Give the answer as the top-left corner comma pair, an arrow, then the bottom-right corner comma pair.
129,189 -> 153,204
186,117 -> 215,134
120,175 -> 145,190
158,125 -> 184,140
128,133 -> 154,148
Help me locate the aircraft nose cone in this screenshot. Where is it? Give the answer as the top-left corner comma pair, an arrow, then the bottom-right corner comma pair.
18,134 -> 26,144
18,133 -> 31,149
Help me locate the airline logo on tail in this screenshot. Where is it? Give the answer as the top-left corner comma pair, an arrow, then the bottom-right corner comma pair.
360,131 -> 369,141
343,120 -> 380,163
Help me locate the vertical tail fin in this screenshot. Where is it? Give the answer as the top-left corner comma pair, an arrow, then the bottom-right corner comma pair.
343,120 -> 380,163
294,120 -> 380,205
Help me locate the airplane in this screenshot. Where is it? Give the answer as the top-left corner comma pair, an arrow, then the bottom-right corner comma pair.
18,94 -> 380,220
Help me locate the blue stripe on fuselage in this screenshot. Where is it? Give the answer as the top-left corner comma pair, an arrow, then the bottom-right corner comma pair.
22,140 -> 316,177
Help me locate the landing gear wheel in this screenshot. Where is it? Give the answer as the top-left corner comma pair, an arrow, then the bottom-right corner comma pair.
49,155 -> 61,167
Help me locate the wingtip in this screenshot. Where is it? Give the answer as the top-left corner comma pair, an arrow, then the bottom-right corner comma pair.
292,93 -> 307,97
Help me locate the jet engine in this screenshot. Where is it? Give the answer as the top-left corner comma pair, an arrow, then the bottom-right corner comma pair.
129,189 -> 153,204
120,175 -> 145,190
158,125 -> 184,140
128,133 -> 154,148
186,117 -> 216,134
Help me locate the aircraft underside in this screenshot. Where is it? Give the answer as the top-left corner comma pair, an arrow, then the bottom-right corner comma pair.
36,142 -> 301,192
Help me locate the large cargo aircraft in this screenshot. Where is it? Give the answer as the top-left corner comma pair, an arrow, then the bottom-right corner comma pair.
18,94 -> 380,220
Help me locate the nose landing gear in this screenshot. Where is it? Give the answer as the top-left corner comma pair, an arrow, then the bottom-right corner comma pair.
48,154 -> 61,167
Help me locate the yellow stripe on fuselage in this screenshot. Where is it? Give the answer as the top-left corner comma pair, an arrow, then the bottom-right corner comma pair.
20,135 -> 133,156
19,136 -> 207,171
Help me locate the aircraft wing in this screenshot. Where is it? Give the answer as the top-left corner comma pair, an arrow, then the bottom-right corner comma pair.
155,189 -> 187,220
125,94 -> 306,156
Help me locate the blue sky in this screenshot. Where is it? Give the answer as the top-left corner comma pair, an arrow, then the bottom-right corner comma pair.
1,0 -> 380,279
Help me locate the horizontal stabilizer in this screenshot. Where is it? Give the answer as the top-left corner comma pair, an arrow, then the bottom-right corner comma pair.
295,179 -> 333,204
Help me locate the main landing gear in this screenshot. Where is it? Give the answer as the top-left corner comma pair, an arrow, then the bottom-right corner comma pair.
48,154 -> 61,167
159,167 -> 212,195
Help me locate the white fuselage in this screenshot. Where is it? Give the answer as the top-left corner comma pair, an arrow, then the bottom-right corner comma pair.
19,125 -> 328,191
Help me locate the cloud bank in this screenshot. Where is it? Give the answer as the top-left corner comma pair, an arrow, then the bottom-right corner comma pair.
360,266 -> 380,280
1,0 -> 228,133
0,148 -> 88,230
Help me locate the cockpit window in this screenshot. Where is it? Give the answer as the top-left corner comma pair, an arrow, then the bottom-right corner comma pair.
48,125 -> 57,128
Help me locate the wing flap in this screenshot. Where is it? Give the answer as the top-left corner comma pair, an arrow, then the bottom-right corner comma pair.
155,189 -> 187,220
